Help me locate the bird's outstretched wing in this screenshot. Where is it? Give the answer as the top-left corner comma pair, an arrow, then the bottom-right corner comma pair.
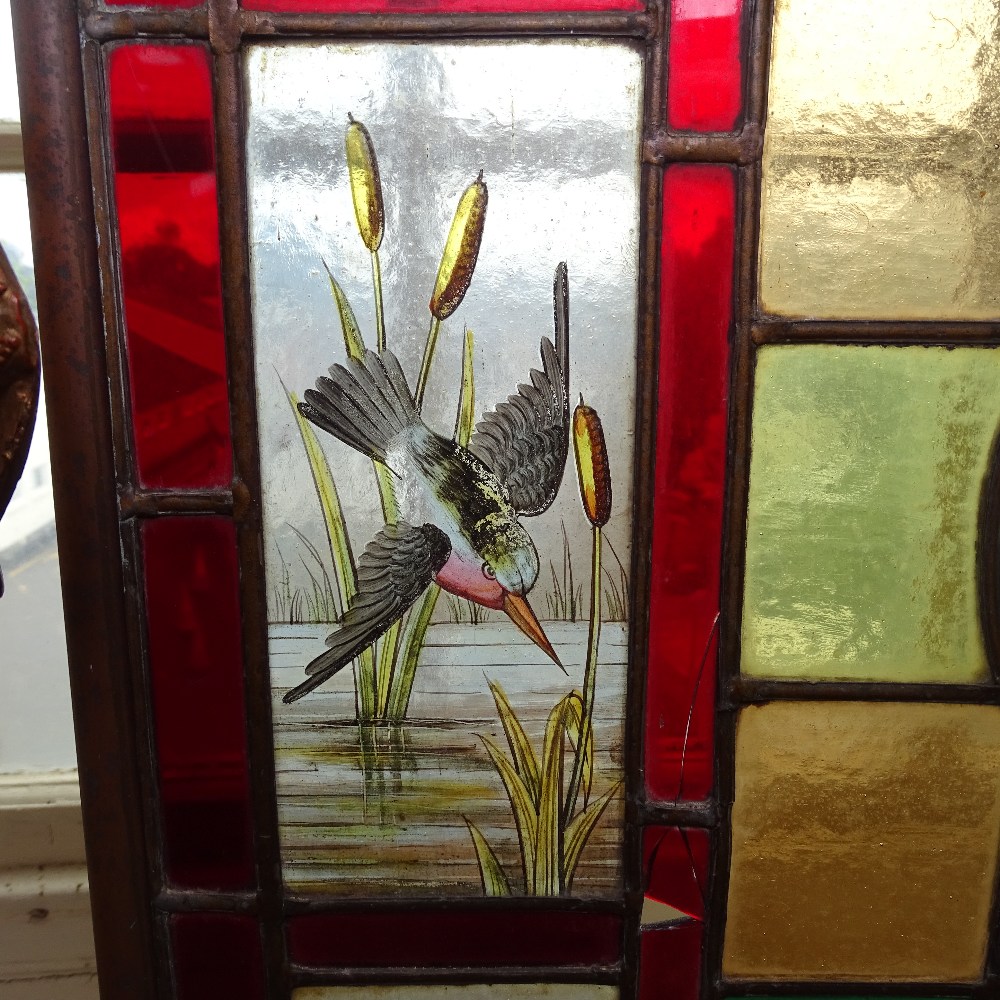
282,521 -> 451,704
468,262 -> 570,517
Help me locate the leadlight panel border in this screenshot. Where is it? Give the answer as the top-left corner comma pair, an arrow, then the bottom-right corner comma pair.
13,0 -> 1000,997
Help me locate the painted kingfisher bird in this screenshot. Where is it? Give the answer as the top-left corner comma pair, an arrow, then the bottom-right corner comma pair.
282,262 -> 571,704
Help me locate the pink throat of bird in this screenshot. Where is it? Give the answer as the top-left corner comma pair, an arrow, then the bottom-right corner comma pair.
435,552 -> 563,670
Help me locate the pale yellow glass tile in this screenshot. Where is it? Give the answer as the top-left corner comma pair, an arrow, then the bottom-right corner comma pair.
294,988 -> 618,999
724,702 -> 1000,980
743,345 -> 1000,683
760,0 -> 1000,319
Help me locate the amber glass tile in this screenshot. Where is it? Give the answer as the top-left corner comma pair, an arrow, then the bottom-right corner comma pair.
743,345 -> 1000,684
724,702 -> 1000,981
760,0 -> 1000,319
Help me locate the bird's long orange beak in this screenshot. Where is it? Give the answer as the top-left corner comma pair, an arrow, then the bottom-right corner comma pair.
503,593 -> 565,673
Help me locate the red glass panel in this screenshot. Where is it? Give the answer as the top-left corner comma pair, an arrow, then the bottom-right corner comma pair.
645,165 -> 735,801
171,914 -> 266,1000
109,44 -> 233,488
640,924 -> 703,1000
288,911 -> 621,967
107,1 -> 201,7
643,826 -> 709,922
668,0 -> 744,131
244,0 -> 641,11
143,517 -> 254,889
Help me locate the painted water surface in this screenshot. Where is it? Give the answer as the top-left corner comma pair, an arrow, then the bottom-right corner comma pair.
248,41 -> 642,897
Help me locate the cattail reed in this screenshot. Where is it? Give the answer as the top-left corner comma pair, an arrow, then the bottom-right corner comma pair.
345,115 -> 387,351
416,172 -> 488,411
429,171 -> 488,321
565,397 -> 611,826
345,114 -> 383,252
573,398 -> 612,528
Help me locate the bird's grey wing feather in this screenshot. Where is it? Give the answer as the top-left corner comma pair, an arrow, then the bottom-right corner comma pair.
468,262 -> 570,516
282,522 -> 450,704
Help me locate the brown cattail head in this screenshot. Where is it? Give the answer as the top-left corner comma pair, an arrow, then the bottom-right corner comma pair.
345,114 -> 384,252
429,172 -> 488,321
573,397 -> 611,528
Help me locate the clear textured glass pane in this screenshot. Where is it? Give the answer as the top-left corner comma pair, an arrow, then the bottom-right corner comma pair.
247,42 -> 641,899
760,0 -> 1000,319
725,702 -> 1000,980
743,345 -> 1000,683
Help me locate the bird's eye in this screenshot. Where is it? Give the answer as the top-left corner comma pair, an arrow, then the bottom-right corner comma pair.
482,562 -> 496,580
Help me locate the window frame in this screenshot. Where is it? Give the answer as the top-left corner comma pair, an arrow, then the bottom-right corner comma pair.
15,0 -> 1000,998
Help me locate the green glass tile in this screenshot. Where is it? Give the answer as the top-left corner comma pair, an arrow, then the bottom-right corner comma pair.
743,345 -> 1000,683
724,702 -> 1000,980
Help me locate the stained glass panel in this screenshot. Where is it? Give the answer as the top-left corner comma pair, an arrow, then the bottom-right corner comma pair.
640,925 -> 702,1000
109,44 -> 233,488
171,914 -> 266,1000
293,988 -> 617,998
667,0 -> 744,131
645,165 -> 734,801
242,0 -> 642,11
743,345 -> 1000,684
760,0 -> 1000,319
143,517 -> 254,889
287,912 -> 622,967
724,702 -> 1000,980
247,41 -> 640,900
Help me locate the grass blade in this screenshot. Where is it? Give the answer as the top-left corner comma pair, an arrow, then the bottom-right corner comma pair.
563,690 -> 594,810
376,620 -> 401,717
465,819 -> 512,897
488,680 -> 541,807
454,326 -> 476,447
283,378 -> 376,718
482,735 -> 538,891
534,695 -> 570,895
562,781 -> 621,893
387,585 -> 439,721
323,262 -> 366,361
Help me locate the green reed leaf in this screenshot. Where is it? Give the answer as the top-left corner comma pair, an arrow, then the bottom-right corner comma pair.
488,679 -> 540,808
454,326 -> 476,447
562,781 -> 621,893
563,689 -> 594,812
284,380 -> 376,719
465,818 -> 512,897
534,695 -> 570,895
482,735 -> 538,892
323,262 -> 365,362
